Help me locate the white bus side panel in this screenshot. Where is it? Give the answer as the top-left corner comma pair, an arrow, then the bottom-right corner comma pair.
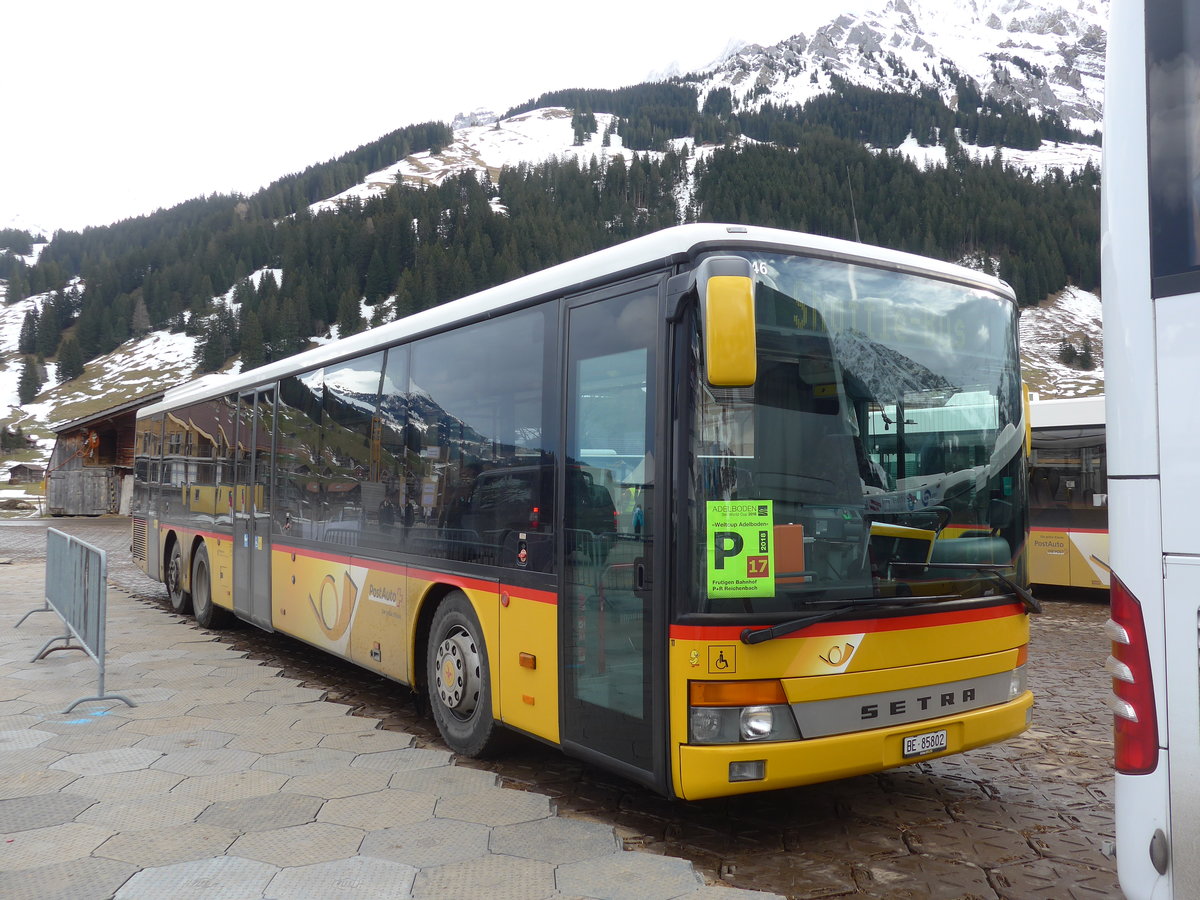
1101,0 -> 1158,481
1163,556 -> 1200,900
1111,477 -> 1171,900
1157,296 -> 1200,555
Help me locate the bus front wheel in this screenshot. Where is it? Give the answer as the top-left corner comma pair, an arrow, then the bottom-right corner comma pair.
192,544 -> 229,630
427,591 -> 501,757
166,542 -> 192,614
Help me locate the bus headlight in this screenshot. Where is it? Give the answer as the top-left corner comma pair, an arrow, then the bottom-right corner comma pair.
1008,664 -> 1028,700
689,704 -> 800,744
688,680 -> 801,744
740,706 -> 775,740
689,707 -> 725,743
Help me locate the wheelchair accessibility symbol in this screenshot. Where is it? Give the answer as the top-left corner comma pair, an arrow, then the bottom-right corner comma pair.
708,645 -> 736,674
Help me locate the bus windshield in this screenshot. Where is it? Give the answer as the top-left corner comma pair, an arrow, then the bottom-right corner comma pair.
685,251 -> 1025,615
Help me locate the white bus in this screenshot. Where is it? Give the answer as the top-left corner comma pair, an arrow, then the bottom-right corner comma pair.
1104,1 -> 1200,896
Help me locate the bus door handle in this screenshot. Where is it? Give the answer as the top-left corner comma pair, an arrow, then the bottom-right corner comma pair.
634,558 -> 650,594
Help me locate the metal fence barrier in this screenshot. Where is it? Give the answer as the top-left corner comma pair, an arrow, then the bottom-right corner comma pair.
15,528 -> 135,714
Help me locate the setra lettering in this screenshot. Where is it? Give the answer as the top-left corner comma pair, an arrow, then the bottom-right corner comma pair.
859,689 -> 978,721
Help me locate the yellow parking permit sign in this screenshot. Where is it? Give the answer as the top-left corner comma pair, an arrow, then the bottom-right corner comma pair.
706,500 -> 775,599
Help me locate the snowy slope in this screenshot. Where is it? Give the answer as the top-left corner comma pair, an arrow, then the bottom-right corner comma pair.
0,0 -> 1108,483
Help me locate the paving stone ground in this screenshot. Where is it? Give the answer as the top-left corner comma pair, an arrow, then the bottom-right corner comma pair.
0,518 -> 1124,898
0,551 -> 776,900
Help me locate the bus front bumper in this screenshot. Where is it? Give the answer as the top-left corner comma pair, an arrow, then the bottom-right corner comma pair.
674,691 -> 1034,800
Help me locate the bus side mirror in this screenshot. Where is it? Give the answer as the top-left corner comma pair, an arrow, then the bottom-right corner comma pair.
696,256 -> 757,388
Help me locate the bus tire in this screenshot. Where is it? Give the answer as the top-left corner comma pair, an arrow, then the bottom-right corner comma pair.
166,541 -> 192,614
427,591 -> 501,757
191,544 -> 229,630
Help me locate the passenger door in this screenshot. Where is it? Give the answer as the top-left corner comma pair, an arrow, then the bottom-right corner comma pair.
232,388 -> 275,630
560,282 -> 665,789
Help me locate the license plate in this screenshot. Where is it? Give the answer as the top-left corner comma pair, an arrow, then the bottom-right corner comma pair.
903,728 -> 948,758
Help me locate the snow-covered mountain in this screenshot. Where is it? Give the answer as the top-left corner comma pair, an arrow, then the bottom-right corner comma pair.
0,0 -> 1107,484
697,0 -> 1106,132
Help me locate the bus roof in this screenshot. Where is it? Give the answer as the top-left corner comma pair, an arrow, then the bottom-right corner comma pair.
1029,394 -> 1105,429
140,223 -> 1015,417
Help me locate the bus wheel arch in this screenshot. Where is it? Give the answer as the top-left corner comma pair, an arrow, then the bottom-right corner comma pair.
424,589 -> 502,757
165,534 -> 192,614
191,542 -> 229,630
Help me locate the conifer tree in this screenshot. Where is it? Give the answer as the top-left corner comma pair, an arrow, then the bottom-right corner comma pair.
335,289 -> 364,338
132,297 -> 152,335
241,311 -> 265,370
57,336 -> 85,382
17,356 -> 42,404
18,309 -> 38,354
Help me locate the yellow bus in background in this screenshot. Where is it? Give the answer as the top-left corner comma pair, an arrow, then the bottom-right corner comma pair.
1027,395 -> 1109,591
132,224 -> 1035,800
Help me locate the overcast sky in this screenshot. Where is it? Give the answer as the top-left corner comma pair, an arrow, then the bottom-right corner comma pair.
1,1 -> 874,234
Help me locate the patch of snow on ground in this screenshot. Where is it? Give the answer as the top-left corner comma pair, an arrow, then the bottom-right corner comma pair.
1019,286 -> 1104,398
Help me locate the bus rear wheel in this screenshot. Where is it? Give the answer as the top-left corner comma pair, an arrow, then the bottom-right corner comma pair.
426,591 -> 501,757
191,544 -> 229,630
166,541 -> 192,614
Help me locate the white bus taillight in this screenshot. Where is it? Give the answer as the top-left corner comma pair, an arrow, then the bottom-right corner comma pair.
1106,574 -> 1159,775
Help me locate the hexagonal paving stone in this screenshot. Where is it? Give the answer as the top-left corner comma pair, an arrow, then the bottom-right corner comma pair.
266,855 -> 418,900
292,715 -> 384,735
244,685 -> 326,705
113,855 -> 279,900
169,769 -> 290,802
116,715 -> 217,737
38,711 -> 129,734
197,791 -> 323,831
96,822 -> 238,867
318,788 -> 436,830
75,793 -> 212,831
0,715 -> 45,732
0,727 -> 57,750
187,700 -> 274,719
65,767 -> 185,801
0,792 -> 96,832
905,821 -> 1037,866
0,768 -> 79,800
1029,829 -> 1115,869
2,855 -> 137,900
283,769 -> 391,800
134,729 -> 236,753
349,747 -> 452,773
490,816 -> 620,863
989,856 -> 1123,899
252,747 -> 357,776
0,821 -> 114,871
152,747 -> 261,776
556,852 -> 703,900
41,731 -> 142,754
227,820 -> 365,867
387,764 -> 498,795
435,787 -> 552,826
413,852 -> 555,899
226,729 -> 324,755
854,853 -> 994,900
360,819 -> 491,867
0,747 -> 67,774
49,747 -> 162,776
317,729 -> 414,754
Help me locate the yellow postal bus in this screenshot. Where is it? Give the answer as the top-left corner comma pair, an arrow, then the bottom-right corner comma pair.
1027,395 -> 1109,591
132,223 -> 1035,800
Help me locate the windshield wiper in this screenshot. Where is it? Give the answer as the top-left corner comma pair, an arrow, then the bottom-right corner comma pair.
739,593 -> 963,644
889,562 -> 1042,614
